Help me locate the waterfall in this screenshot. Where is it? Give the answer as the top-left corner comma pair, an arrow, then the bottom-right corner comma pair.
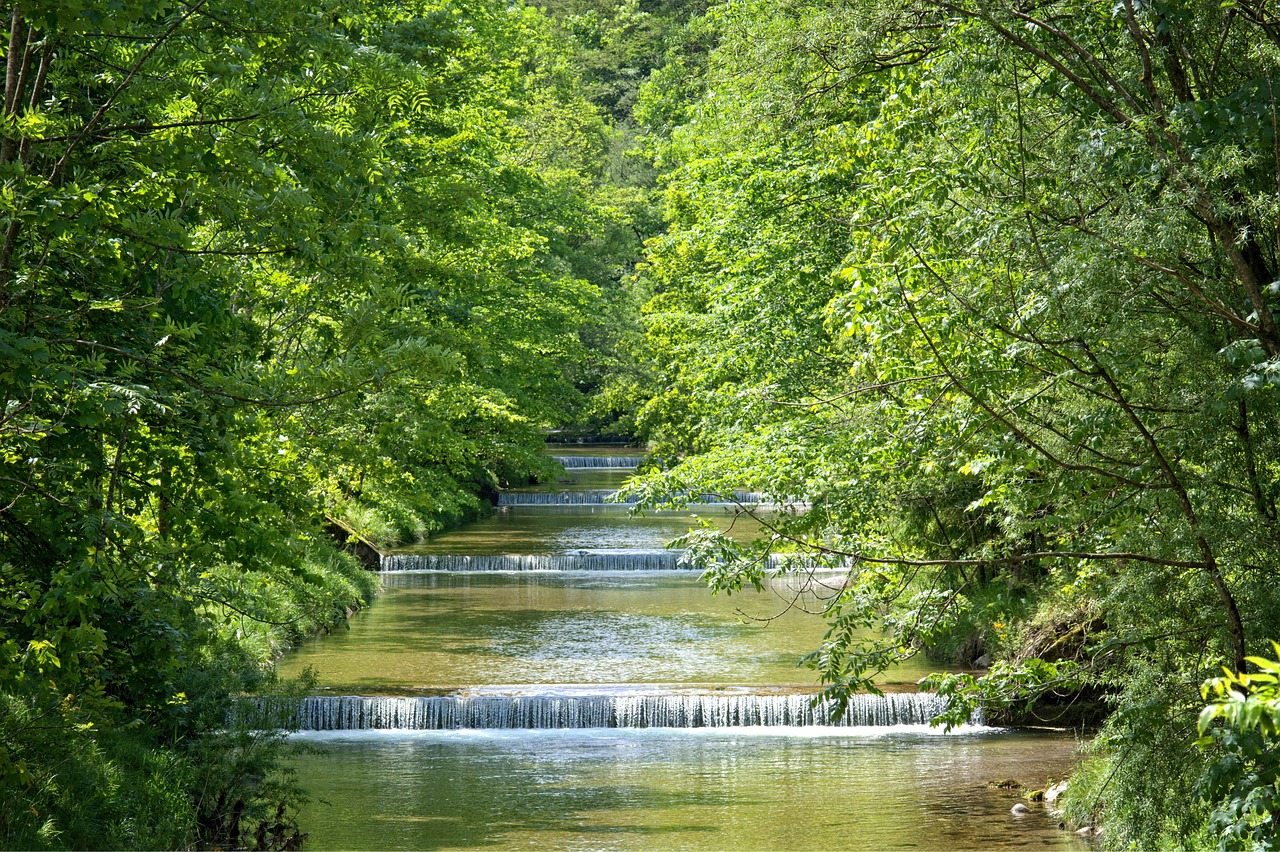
289,691 -> 962,731
551,455 -> 644,469
380,551 -> 685,572
496,490 -> 768,506
544,438 -> 632,446
379,551 -> 858,573
498,489 -> 623,505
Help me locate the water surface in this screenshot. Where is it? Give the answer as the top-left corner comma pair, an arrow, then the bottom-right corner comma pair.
277,572 -> 922,690
393,507 -> 766,555
291,728 -> 1085,851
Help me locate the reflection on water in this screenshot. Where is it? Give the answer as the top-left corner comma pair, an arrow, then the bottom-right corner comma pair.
290,728 -> 1087,851
549,468 -> 633,489
396,507 -> 767,555
276,572 -> 918,690
544,443 -> 644,458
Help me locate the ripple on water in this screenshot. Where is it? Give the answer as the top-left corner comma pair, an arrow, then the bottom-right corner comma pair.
289,728 -> 1087,851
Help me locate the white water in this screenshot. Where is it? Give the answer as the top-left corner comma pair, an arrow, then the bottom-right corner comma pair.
496,490 -> 768,506
378,551 -> 855,575
551,455 -> 644,469
290,724 -> 996,743
291,690 -> 969,731
379,550 -> 685,571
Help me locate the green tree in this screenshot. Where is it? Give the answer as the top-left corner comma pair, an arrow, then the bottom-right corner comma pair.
0,0 -> 634,845
628,0 -> 1280,843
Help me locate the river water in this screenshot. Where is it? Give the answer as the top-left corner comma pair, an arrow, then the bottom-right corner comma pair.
278,447 -> 1086,850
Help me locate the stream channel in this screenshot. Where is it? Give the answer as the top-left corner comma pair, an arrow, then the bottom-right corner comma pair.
276,445 -> 1087,850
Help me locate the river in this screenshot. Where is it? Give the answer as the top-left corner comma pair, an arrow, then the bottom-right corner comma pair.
276,445 -> 1086,850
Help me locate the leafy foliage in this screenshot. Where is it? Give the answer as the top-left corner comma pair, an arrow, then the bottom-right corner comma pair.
1197,645 -> 1280,850
0,0 -> 643,846
626,0 -> 1280,843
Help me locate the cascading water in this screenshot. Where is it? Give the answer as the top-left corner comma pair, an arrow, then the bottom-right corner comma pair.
379,551 -> 852,573
380,550 -> 685,571
498,489 -> 626,505
496,490 -> 768,506
290,691 -> 964,731
550,455 -> 644,469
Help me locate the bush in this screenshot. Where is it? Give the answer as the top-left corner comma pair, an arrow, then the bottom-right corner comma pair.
1196,644 -> 1280,850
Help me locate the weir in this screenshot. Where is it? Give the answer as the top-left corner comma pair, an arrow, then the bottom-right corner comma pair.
378,551 -> 854,573
291,691 -> 959,731
380,550 -> 685,571
496,490 -> 768,506
551,455 -> 644,469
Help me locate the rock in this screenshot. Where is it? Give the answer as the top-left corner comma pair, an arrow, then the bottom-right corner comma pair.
975,653 -> 991,668
1011,803 -> 1031,815
1075,826 -> 1095,836
1026,789 -> 1046,802
989,779 -> 1021,789
1044,781 -> 1069,804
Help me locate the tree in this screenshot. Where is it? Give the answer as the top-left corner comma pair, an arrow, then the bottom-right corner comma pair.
0,0 -> 633,845
628,0 -> 1280,843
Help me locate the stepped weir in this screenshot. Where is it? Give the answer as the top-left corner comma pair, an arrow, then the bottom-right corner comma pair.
496,490 -> 768,506
379,551 -> 853,573
380,550 -> 685,571
291,690 -> 961,731
550,455 -> 644,469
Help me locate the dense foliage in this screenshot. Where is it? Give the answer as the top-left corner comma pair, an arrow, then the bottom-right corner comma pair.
0,0 -> 642,846
625,0 -> 1280,845
1198,645 -> 1280,849
9,0 -> 1280,846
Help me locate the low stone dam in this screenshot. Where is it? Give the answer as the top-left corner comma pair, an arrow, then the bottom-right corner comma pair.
496,489 -> 768,506
380,550 -> 685,571
377,551 -> 853,572
290,690 -> 960,731
550,454 -> 644,469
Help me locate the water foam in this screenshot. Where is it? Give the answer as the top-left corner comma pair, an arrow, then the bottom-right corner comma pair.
287,691 -> 970,731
